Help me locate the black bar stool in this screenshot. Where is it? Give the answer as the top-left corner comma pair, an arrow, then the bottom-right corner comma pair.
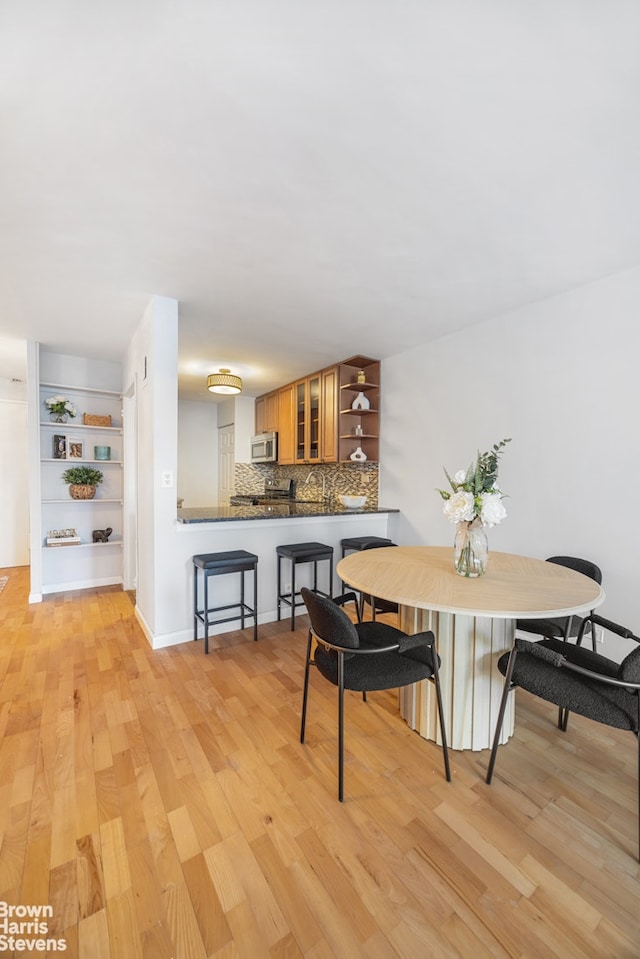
276,542 -> 333,631
340,535 -> 393,558
193,550 -> 258,653
340,537 -> 397,620
339,535 -> 393,589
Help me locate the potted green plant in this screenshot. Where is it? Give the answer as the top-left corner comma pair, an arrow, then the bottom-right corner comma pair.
62,465 -> 104,500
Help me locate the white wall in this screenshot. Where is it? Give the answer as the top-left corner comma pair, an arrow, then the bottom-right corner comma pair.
123,295 -> 179,637
0,379 -> 29,567
380,265 -> 640,648
39,351 -> 123,392
233,395 -> 256,463
215,394 -> 254,462
176,393 -> 254,507
177,399 -> 218,507
0,340 -> 29,568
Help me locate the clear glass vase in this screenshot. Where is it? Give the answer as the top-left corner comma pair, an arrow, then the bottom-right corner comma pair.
454,519 -> 488,577
49,411 -> 68,423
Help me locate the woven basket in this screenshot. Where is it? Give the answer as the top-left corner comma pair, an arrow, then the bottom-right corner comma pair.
69,484 -> 97,500
83,413 -> 112,427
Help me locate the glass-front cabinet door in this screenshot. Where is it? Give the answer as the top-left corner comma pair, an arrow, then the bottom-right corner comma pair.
295,380 -> 306,462
295,374 -> 321,463
308,374 -> 320,461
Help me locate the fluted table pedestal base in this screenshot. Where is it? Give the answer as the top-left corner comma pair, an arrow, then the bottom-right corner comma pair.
398,605 -> 514,752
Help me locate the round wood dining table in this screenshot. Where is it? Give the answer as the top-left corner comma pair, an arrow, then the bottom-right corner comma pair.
336,546 -> 605,751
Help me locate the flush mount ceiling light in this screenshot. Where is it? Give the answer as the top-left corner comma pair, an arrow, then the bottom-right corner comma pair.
207,368 -> 242,395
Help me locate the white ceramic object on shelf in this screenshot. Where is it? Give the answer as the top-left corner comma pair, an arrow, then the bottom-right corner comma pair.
351,391 -> 370,410
340,495 -> 367,509
350,446 -> 367,462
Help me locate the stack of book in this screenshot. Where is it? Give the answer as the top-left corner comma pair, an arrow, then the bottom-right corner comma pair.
46,529 -> 81,547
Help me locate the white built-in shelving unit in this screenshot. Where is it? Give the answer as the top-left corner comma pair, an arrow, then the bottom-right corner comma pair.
31,349 -> 124,599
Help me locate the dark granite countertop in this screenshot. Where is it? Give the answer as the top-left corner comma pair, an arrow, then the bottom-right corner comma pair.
177,502 -> 399,523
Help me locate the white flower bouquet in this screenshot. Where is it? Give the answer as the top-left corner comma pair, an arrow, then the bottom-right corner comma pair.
44,395 -> 77,419
437,438 -> 511,576
437,438 -> 511,527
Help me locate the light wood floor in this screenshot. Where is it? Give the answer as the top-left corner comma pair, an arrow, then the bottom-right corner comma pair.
0,566 -> 637,959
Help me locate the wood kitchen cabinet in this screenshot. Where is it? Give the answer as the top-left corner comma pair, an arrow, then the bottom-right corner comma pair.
255,354 -> 380,465
277,384 -> 295,464
254,390 -> 278,434
320,366 -> 338,462
294,367 -> 340,464
294,373 -> 321,464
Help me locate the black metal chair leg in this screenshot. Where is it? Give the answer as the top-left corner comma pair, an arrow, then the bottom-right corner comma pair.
253,565 -> 258,641
240,570 -> 245,630
277,556 -> 282,622
637,697 -> 640,862
204,573 -> 209,655
559,707 -> 570,731
486,645 -> 519,784
431,651 -> 451,782
193,565 -> 198,640
300,630 -> 313,743
338,651 -> 345,802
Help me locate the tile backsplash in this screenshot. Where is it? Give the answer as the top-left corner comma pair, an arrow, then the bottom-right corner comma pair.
235,462 -> 379,507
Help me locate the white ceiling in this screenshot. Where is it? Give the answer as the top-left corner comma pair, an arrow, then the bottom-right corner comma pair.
1,1 -> 639,399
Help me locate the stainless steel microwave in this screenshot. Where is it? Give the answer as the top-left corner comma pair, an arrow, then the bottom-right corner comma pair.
251,432 -> 278,463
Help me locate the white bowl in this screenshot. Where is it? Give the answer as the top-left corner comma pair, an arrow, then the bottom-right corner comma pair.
340,495 -> 367,509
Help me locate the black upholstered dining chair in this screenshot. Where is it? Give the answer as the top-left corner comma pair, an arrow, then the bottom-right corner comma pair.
486,613 -> 640,859
300,587 -> 451,800
515,555 -> 602,651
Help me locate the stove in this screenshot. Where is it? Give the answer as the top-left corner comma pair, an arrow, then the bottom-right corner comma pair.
230,479 -> 294,506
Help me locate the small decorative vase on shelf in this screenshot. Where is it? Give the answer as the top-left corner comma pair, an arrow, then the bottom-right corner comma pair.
350,446 -> 367,462
454,519 -> 488,577
50,412 -> 68,424
351,391 -> 370,411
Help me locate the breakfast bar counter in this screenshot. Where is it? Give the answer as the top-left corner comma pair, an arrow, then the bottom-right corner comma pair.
177,503 -> 398,523
140,504 -> 400,651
